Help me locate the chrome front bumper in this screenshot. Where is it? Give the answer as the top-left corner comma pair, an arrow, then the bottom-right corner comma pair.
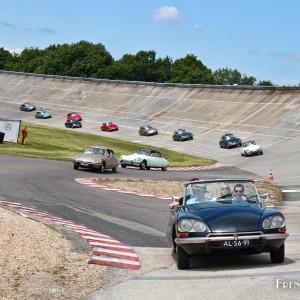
175,232 -> 289,245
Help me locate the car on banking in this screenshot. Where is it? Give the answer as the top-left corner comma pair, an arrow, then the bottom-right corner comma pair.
67,112 -> 82,121
119,148 -> 169,171
65,119 -> 82,128
219,133 -> 242,148
73,146 -> 119,173
167,179 -> 288,270
138,125 -> 158,136
241,140 -> 263,156
35,109 -> 52,119
173,129 -> 193,141
20,102 -> 36,112
100,121 -> 119,131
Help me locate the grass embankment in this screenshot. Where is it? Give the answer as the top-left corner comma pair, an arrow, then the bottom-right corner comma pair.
0,123 -> 216,167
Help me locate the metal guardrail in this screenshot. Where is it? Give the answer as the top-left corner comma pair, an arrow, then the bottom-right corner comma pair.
1,70 -> 299,91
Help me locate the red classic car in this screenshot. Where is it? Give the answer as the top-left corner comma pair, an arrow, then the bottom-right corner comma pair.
100,121 -> 119,131
67,112 -> 82,121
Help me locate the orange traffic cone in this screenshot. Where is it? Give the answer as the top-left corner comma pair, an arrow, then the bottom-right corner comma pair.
268,169 -> 274,180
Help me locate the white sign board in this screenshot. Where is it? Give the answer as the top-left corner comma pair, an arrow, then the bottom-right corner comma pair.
0,119 -> 21,143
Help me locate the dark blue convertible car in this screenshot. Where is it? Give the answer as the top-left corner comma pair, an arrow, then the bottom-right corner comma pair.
167,179 -> 289,269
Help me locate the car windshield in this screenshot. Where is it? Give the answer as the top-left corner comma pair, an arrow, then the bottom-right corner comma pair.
183,180 -> 260,206
85,147 -> 104,155
133,149 -> 151,156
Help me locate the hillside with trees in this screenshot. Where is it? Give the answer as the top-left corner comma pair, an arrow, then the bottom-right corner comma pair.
0,40 -> 274,86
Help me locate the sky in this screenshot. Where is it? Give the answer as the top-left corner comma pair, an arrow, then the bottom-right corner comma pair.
1,0 -> 299,86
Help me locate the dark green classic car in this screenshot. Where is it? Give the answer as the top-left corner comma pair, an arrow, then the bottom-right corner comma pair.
173,129 -> 193,141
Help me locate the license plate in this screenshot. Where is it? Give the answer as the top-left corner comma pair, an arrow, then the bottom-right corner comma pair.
80,162 -> 89,166
220,240 -> 251,247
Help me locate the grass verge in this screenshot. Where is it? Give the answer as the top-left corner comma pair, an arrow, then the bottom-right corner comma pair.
0,123 -> 215,167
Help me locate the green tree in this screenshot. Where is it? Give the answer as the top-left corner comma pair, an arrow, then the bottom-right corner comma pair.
257,80 -> 273,86
39,41 -> 113,78
169,54 -> 213,84
0,47 -> 14,70
213,67 -> 256,85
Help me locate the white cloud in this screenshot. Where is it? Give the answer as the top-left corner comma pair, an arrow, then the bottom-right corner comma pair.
39,27 -> 57,34
269,51 -> 300,61
194,23 -> 203,31
152,6 -> 182,23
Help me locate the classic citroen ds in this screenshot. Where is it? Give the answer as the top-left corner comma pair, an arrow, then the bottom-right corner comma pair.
167,179 -> 289,269
73,146 -> 119,173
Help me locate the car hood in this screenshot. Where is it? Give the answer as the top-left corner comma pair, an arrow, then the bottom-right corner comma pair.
75,153 -> 104,161
121,153 -> 145,160
179,132 -> 192,136
228,137 -> 241,142
245,145 -> 260,150
184,201 -> 263,232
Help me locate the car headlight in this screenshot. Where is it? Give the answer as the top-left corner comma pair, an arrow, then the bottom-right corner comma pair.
262,215 -> 285,229
73,155 -> 79,160
178,219 -> 207,232
134,158 -> 142,163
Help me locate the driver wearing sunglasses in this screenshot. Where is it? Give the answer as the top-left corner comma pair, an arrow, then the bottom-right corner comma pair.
232,183 -> 247,200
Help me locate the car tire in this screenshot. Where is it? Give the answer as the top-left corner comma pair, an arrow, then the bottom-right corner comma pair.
112,167 -> 117,172
121,164 -> 126,168
177,246 -> 190,270
161,167 -> 167,171
140,160 -> 147,170
270,243 -> 285,263
146,167 -> 150,170
226,144 -> 230,149
179,137 -> 182,142
74,164 -> 79,170
98,164 -> 104,174
261,150 -> 264,155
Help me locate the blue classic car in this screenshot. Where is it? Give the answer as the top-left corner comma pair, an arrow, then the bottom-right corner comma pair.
35,110 -> 52,119
219,133 -> 242,148
173,129 -> 193,141
167,179 -> 289,269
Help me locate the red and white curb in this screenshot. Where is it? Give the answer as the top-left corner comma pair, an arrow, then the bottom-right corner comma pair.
75,178 -> 173,200
74,163 -> 225,200
0,199 -> 140,270
124,162 -> 225,171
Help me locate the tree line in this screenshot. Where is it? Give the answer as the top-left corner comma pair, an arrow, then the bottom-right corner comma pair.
0,40 -> 274,86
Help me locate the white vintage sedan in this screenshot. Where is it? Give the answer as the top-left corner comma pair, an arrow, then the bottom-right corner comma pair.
241,140 -> 263,156
120,148 -> 169,171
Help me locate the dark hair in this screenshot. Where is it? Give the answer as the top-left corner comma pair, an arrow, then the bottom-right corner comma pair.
234,183 -> 244,192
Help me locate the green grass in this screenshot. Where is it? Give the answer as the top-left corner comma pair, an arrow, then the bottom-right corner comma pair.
0,123 -> 216,167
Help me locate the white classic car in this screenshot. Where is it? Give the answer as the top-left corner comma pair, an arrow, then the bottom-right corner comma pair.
240,140 -> 263,156
120,148 -> 169,171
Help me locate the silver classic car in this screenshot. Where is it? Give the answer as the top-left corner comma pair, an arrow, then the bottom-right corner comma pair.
138,125 -> 158,136
73,146 -> 119,173
120,148 -> 169,171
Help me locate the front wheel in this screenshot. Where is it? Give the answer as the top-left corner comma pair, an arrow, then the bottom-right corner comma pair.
112,167 -> 117,173
140,160 -> 147,170
74,164 -> 79,170
270,243 -> 285,263
177,246 -> 190,270
121,164 -> 126,168
98,164 -> 104,174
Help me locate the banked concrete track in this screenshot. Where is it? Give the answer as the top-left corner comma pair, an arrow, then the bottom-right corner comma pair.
1,71 -> 300,185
